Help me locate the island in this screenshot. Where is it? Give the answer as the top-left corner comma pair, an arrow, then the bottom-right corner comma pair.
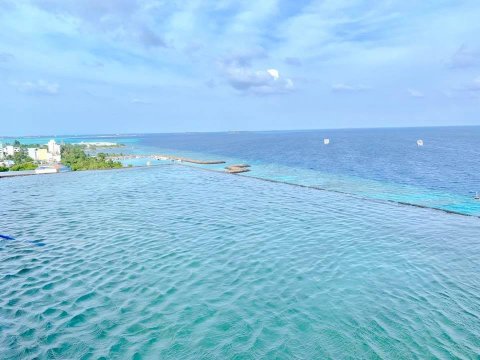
61,144 -> 123,171
0,140 -> 123,174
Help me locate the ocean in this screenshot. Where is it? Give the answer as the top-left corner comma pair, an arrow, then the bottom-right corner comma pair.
1,127 -> 480,358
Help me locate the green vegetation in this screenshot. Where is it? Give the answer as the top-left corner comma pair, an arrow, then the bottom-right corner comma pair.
0,166 -> 8,172
10,162 -> 37,171
3,143 -> 35,171
7,151 -> 34,165
61,144 -> 123,171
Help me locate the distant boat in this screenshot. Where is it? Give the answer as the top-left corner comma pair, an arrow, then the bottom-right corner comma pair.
417,139 -> 424,147
475,192 -> 480,200
35,164 -> 70,174
324,138 -> 330,145
146,161 -> 151,166
35,167 -> 58,175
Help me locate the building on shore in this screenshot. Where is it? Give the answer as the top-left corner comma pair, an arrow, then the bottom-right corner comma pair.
25,140 -> 62,163
0,160 -> 14,168
27,148 -> 37,160
48,140 -> 61,156
5,145 -> 20,156
1,139 -> 62,165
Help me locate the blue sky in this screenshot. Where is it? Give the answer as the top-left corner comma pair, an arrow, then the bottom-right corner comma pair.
1,0 -> 480,135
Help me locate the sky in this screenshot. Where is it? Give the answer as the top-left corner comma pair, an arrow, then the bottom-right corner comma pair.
1,0 -> 480,136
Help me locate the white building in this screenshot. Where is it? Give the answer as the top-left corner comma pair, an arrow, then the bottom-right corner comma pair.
0,160 -> 14,168
48,140 -> 61,155
5,145 -> 15,156
27,148 -> 38,161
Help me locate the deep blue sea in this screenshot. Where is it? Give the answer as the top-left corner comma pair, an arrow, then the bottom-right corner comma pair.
4,126 -> 480,215
1,127 -> 480,359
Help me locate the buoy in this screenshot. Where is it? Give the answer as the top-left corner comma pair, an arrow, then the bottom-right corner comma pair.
417,139 -> 424,147
324,138 -> 330,145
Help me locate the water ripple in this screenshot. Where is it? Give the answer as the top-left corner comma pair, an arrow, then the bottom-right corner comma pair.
1,166 -> 480,359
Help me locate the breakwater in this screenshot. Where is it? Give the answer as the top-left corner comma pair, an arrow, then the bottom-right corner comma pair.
108,154 -> 226,165
225,164 -> 251,173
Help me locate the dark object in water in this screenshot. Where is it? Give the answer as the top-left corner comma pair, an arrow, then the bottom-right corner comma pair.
28,240 -> 46,247
1,234 -> 46,247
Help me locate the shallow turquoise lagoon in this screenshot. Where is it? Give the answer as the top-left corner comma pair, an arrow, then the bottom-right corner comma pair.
1,165 -> 480,359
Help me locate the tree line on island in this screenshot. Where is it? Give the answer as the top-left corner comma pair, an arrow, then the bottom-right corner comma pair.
61,144 -> 123,171
1,142 -> 123,172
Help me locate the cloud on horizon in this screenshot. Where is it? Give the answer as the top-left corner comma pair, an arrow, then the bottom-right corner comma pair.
12,80 -> 60,95
448,45 -> 480,69
331,83 -> 370,93
408,88 -> 425,98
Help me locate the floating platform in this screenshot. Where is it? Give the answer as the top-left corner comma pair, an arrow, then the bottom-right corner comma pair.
225,164 -> 251,174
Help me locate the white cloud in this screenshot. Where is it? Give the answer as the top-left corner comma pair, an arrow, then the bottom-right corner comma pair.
267,68 -> 279,80
408,88 -> 424,98
131,98 -> 152,104
12,80 -> 59,95
219,52 -> 294,95
223,66 -> 294,95
448,45 -> 479,69
458,76 -> 480,94
331,83 -> 370,92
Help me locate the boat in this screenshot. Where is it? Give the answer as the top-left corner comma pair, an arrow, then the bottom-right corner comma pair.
35,164 -> 70,174
475,192 -> 480,200
35,166 -> 59,174
417,139 -> 424,146
324,138 -> 330,145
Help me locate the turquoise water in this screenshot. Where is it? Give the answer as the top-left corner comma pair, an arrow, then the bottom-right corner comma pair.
1,165 -> 480,359
4,128 -> 480,216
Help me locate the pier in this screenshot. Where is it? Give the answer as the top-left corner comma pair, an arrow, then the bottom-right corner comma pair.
108,154 -> 226,165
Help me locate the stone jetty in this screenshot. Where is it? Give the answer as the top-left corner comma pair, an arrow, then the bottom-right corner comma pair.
108,154 -> 226,165
107,154 -> 252,174
225,164 -> 251,173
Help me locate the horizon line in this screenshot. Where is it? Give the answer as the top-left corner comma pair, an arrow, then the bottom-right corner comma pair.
1,124 -> 479,139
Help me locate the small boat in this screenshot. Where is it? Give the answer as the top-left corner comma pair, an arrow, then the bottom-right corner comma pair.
417,139 -> 424,147
35,166 -> 59,174
35,164 -> 70,174
475,192 -> 480,200
324,138 -> 330,145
